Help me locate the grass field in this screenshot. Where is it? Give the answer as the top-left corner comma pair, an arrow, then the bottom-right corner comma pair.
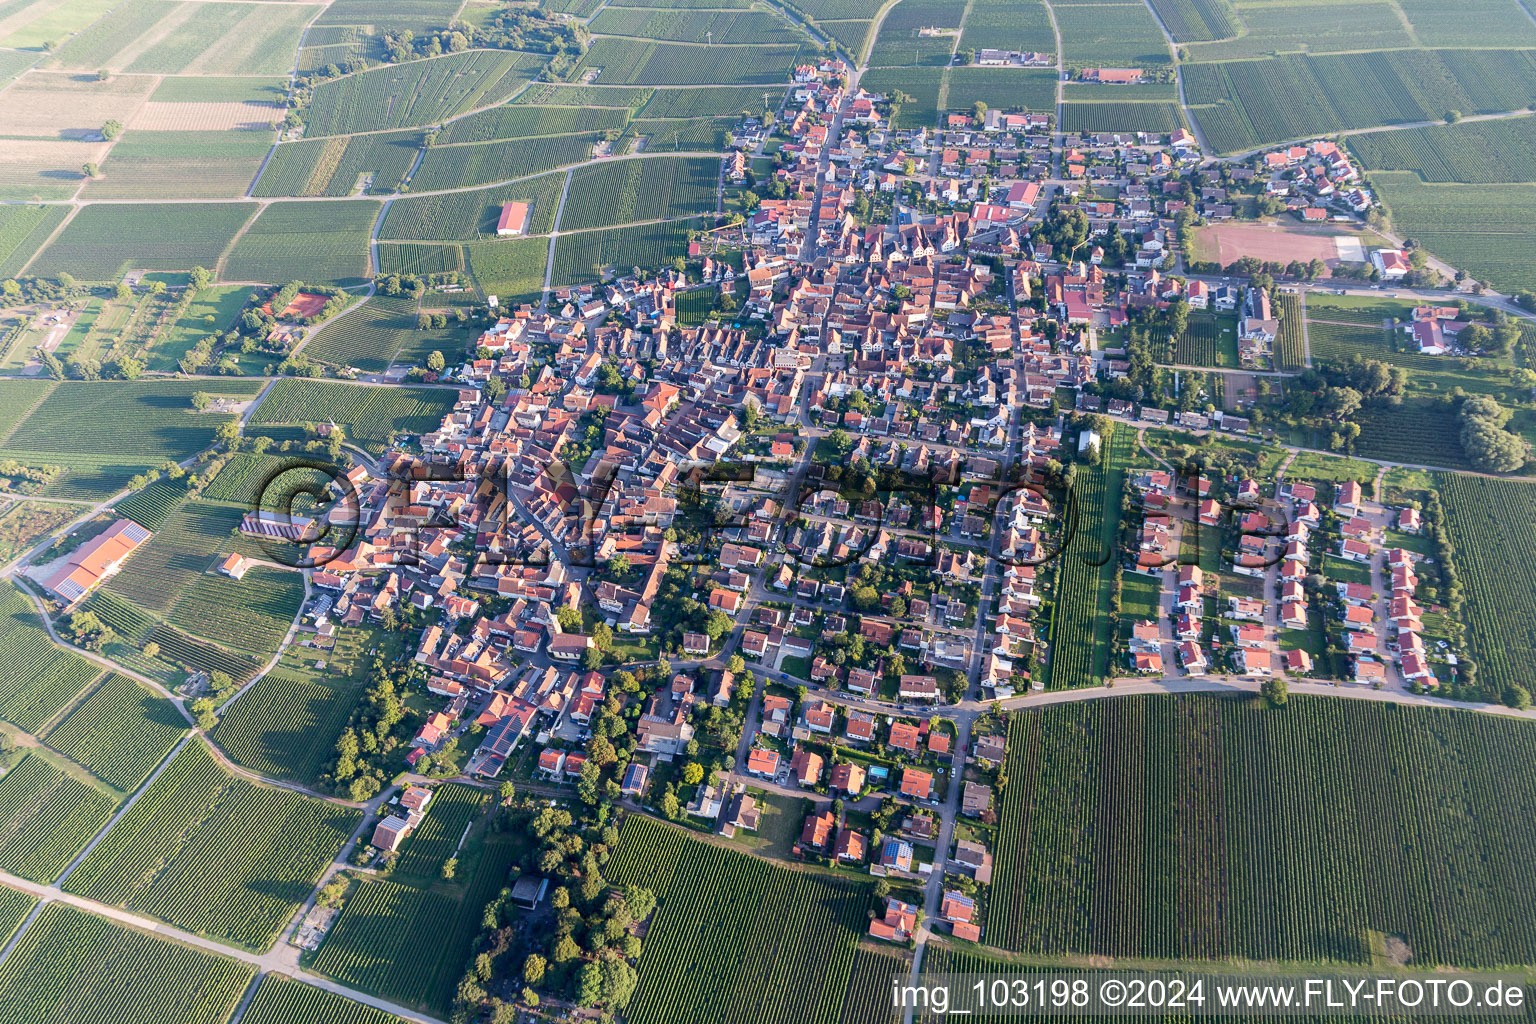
304,292 -> 475,372
0,0 -> 116,49
989,694 -> 1536,966
241,975 -> 412,1024
0,204 -> 70,279
312,831 -> 521,1015
44,673 -> 185,792
560,156 -> 719,231
214,627 -> 391,783
28,202 -> 255,282
606,813 -> 874,1024
551,219 -> 698,286
304,50 -> 542,136
64,738 -> 359,951
249,378 -> 458,452
254,131 -> 425,197
1436,473 -> 1536,693
0,903 -> 255,1024
145,283 -> 253,373
0,582 -> 101,734
46,0 -> 319,76
0,752 -> 118,881
82,130 -> 274,200
379,170 -> 566,240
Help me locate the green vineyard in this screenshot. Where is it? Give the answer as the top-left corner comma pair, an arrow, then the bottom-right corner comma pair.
389,782 -> 485,881
44,674 -> 186,792
241,974 -> 409,1024
0,583 -> 101,734
0,753 -> 118,882
63,739 -> 359,951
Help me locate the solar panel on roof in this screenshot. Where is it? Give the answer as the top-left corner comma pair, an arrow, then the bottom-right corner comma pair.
120,522 -> 152,543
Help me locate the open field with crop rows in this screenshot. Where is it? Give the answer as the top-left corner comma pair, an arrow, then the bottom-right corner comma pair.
0,205 -> 69,279
222,200 -> 378,287
607,814 -> 873,1024
443,104 -> 632,143
241,975 -> 410,1024
560,156 -> 718,230
391,783 -> 485,881
380,171 -> 566,240
304,293 -> 475,372
944,67 -> 1056,113
551,219 -> 698,286
989,694 -> 1536,965
28,202 -> 254,282
464,237 -> 548,305
861,67 -> 941,127
254,131 -> 425,197
1044,429 -> 1130,689
576,37 -> 804,83
1062,102 -> 1184,134
1171,313 -> 1238,368
304,50 -> 543,136
410,133 -> 597,192
378,243 -> 465,278
312,833 -> 520,1016
1435,474 -> 1536,693
1185,1 -> 1415,61
250,379 -> 459,452
44,673 -> 185,792
1350,116 -> 1536,183
0,752 -> 118,881
82,130 -> 274,200
0,903 -> 255,1024
591,6 -> 805,43
514,83 -> 654,107
1146,0 -> 1237,42
64,739 -> 359,950
1397,0 -> 1536,46
1275,292 -> 1307,371
867,0 -> 960,67
45,0 -> 318,75
956,0 -> 1054,53
1054,2 -> 1169,68
1186,49 -> 1536,154
1371,173 -> 1536,294
0,582 -> 101,734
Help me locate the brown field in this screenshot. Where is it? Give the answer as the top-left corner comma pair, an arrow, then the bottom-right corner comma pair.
0,138 -> 109,200
0,71 -> 158,138
1193,222 -> 1365,270
131,100 -> 285,131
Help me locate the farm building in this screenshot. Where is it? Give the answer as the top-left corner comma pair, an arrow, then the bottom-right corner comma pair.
40,519 -> 152,607
497,201 -> 530,236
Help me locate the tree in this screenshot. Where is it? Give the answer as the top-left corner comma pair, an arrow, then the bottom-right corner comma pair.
191,391 -> 211,411
101,119 -> 123,140
427,350 -> 446,372
498,780 -> 516,804
1261,677 -> 1289,707
552,934 -> 581,963
142,641 -> 159,660
659,791 -> 680,818
576,962 -> 604,1006
441,857 -> 457,879
82,162 -> 99,178
972,101 -> 987,123
681,762 -> 704,785
557,606 -> 582,632
523,953 -> 547,985
1504,685 -> 1531,710
189,266 -> 211,291
114,282 -> 133,301
192,698 -> 218,731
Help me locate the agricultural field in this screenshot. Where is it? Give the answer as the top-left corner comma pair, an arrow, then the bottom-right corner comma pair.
1397,0 -> 1536,47
1145,0 -> 1237,42
1053,2 -> 1170,69
214,627 -> 392,783
513,83 -> 655,107
0,581 -> 102,734
866,0 -> 960,67
304,50 -> 543,136
1274,292 -> 1307,371
1185,1 -> 1416,61
1171,313 -> 1238,368
464,237 -> 548,305
241,975 -> 412,1024
378,243 -> 465,278
943,68 -> 1056,114
0,752 -> 118,881
836,946 -> 906,1024
379,170 -> 566,240
0,70 -> 157,140
1435,474 -> 1536,693
0,0 -> 115,49
409,133 -> 597,192
956,0 -> 1055,54
144,283 -> 253,373
624,116 -> 735,151
304,292 -> 475,372
312,832 -> 521,1016
0,138 -> 107,201
0,500 -> 83,562
63,738 -> 360,951
1044,428 -> 1130,689
1350,397 -> 1468,470
254,131 -> 425,197
1349,115 -> 1536,183
637,86 -> 778,119
249,378 -> 459,452
551,219 -> 699,286
576,36 -> 804,83
560,156 -> 718,231
0,378 -> 262,500
82,129 -> 275,200
313,0 -> 464,34
1371,173 -> 1536,294
0,903 -> 255,1024
43,673 -> 186,792
861,67 -> 942,128
45,0 -> 319,76
590,6 -> 806,43
1061,102 -> 1184,134
391,783 -> 485,880
606,813 -> 874,1024
443,104 -> 632,143
222,200 -> 378,288
28,202 -> 255,282
1185,49 -> 1536,155
989,694 -> 1536,966
0,204 -> 68,279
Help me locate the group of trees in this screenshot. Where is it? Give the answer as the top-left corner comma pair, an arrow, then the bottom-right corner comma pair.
320,657 -> 424,801
1457,394 -> 1531,473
